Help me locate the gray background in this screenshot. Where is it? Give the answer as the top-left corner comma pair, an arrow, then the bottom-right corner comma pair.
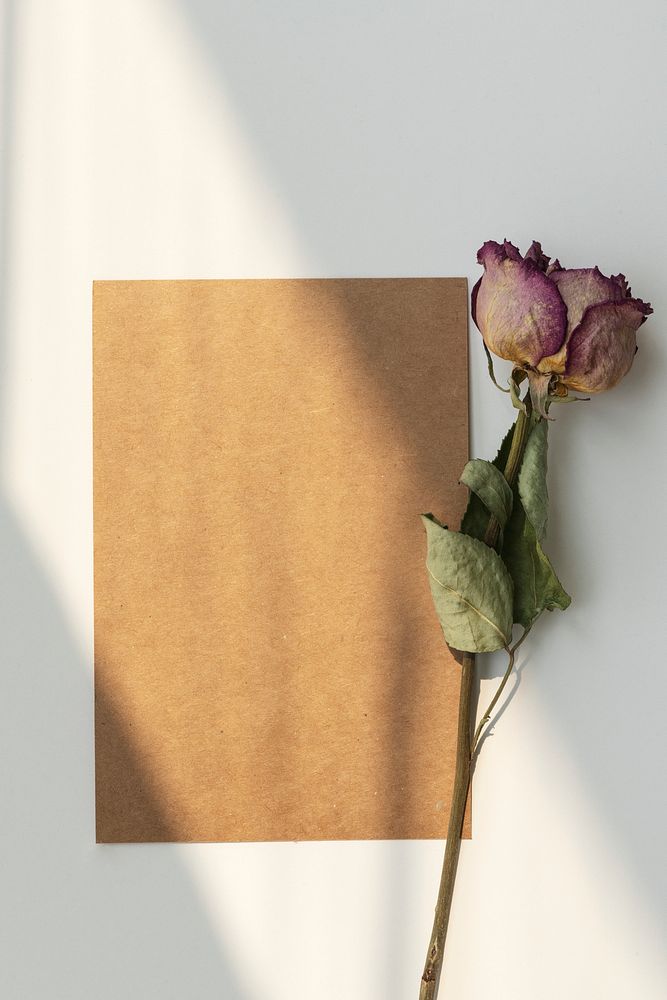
1,1 -> 665,997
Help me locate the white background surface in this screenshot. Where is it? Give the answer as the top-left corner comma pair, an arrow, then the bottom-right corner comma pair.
1,1 -> 665,997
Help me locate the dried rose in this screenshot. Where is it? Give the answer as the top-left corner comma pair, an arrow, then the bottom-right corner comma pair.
471,240 -> 653,413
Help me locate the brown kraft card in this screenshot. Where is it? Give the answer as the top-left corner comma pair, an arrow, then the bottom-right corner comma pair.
93,277 -> 469,843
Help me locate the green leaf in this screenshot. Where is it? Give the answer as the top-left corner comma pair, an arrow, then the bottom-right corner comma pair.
458,416 -> 569,628
501,495 -> 571,628
509,368 -> 528,413
460,423 -> 515,541
518,419 -> 549,541
421,515 -> 514,653
460,459 -> 513,531
483,342 -> 510,393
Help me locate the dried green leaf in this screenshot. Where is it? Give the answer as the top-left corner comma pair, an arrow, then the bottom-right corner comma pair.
460,459 -> 513,532
483,341 -> 510,393
518,419 -> 549,541
509,368 -> 528,413
501,495 -> 570,628
460,423 -> 514,541
422,515 -> 514,653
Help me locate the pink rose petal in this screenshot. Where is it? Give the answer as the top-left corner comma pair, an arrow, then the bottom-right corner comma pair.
474,241 -> 567,367
561,298 -> 652,393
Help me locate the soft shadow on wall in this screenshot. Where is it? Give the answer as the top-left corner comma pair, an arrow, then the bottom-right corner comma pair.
0,6 -> 465,999
173,0 -> 667,948
0,3 -> 251,997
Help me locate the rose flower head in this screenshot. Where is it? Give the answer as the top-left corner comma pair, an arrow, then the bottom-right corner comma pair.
471,240 -> 653,415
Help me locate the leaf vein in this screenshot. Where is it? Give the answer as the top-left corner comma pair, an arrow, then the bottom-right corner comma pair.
426,566 -> 510,645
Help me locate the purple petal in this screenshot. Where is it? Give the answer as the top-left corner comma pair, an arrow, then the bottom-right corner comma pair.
562,298 -> 652,393
476,240 -> 506,266
501,239 -> 523,262
471,276 -> 481,327
549,266 -> 625,336
611,272 -> 631,297
524,241 -> 551,272
473,241 -> 567,367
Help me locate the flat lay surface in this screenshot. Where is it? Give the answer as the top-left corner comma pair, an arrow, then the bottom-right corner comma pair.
1,1 -> 665,997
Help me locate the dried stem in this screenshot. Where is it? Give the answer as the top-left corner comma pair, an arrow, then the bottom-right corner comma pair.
419,404 -> 533,999
471,626 -> 530,758
418,650 -> 474,1000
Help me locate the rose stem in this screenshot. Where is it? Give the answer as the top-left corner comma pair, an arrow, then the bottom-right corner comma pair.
471,626 -> 531,758
419,403 -> 532,1000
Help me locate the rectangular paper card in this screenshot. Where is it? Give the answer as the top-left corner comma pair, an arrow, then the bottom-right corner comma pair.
93,278 -> 469,842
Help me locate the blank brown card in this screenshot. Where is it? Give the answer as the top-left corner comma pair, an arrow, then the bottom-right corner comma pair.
93,278 -> 469,843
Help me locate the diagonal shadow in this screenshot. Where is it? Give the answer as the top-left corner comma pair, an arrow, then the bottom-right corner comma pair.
0,3 -> 251,996
4,2 -> 663,996
152,6 -> 474,996
0,501 -> 255,999
171,0 -> 667,960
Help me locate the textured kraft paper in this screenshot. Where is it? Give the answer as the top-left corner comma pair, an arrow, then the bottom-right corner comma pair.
93,278 -> 470,843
